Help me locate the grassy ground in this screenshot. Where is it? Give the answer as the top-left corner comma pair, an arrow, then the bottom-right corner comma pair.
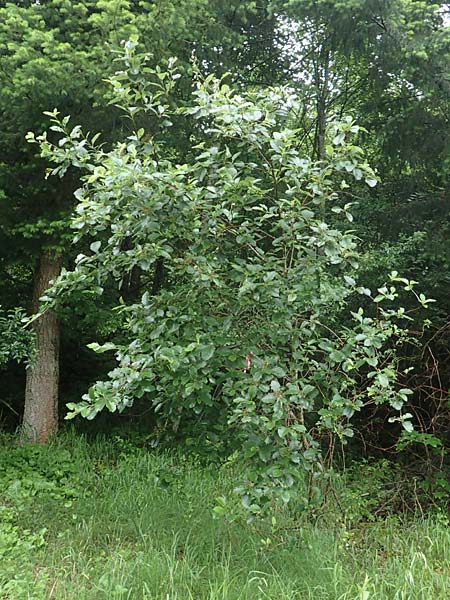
1,432 -> 450,599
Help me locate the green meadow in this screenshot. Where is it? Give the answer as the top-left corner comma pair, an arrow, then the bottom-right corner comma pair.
1,433 -> 449,600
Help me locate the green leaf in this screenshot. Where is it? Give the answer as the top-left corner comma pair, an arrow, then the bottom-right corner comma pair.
402,420 -> 414,433
86,342 -> 116,354
332,133 -> 345,145
90,241 -> 101,253
365,178 -> 377,187
377,373 -> 389,387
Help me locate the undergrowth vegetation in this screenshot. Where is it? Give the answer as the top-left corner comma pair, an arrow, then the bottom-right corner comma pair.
1,431 -> 450,599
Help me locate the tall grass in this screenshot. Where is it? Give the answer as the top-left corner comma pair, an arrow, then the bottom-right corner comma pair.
1,432 -> 449,599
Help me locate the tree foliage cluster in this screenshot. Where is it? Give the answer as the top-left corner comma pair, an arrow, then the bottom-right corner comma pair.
0,0 -> 449,513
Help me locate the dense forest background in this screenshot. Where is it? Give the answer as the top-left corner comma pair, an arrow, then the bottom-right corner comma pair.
0,0 -> 449,494
2,1 -> 450,598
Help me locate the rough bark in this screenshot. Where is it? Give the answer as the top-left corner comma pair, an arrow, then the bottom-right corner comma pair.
21,251 -> 62,444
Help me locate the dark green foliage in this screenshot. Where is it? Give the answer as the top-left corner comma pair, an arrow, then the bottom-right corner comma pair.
0,0 -> 284,431
0,0 -> 449,527
0,306 -> 33,367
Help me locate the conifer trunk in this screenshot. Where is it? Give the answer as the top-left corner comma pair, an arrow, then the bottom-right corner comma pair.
314,46 -> 330,163
21,251 -> 62,443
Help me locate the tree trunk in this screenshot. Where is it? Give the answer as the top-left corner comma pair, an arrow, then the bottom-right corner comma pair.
21,251 -> 62,444
314,46 -> 330,163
